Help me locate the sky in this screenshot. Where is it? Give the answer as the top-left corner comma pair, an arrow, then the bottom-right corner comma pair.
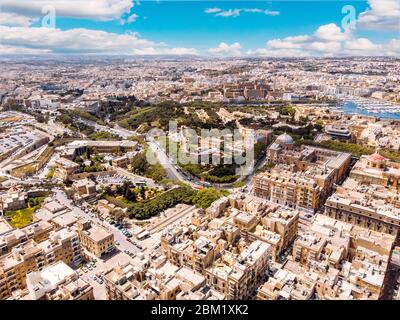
0,0 -> 398,57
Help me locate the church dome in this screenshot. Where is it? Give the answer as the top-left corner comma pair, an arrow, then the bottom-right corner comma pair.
276,133 -> 294,145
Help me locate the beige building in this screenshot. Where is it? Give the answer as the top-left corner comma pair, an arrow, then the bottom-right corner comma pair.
267,133 -> 351,183
350,151 -> 400,190
72,178 -> 96,201
253,166 -> 327,212
54,157 -> 80,180
0,227 -> 82,299
8,261 -> 93,300
0,221 -> 52,256
77,220 -> 115,258
65,140 -> 138,156
1,189 -> 27,212
325,182 -> 400,238
205,240 -> 271,300
289,214 -> 395,299
257,267 -> 315,300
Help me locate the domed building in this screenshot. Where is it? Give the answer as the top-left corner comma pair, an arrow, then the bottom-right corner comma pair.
275,133 -> 294,145
367,151 -> 387,169
350,149 -> 400,190
267,133 -> 296,165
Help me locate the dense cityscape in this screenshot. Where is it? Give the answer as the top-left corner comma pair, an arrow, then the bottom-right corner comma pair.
1,55 -> 400,302
0,0 -> 399,309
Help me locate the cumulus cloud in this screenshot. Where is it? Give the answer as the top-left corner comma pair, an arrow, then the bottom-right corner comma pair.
0,0 -> 134,22
0,26 -> 197,55
126,13 -> 138,24
249,23 -> 398,57
205,7 -> 280,18
208,42 -> 242,56
0,11 -> 38,27
314,23 -> 350,42
357,0 -> 400,31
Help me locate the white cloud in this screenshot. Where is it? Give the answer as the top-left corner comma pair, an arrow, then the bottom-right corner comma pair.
344,38 -> 378,51
267,35 -> 311,49
216,9 -> 241,18
309,41 -> 342,54
206,7 -> 280,18
386,39 -> 400,56
314,23 -> 350,42
357,0 -> 400,31
0,26 -> 197,55
205,8 -> 221,14
243,9 -> 263,14
0,45 -> 51,54
208,42 -> 242,56
0,0 -> 134,22
264,10 -> 280,16
126,13 -> 138,24
0,11 -> 38,27
250,23 -> 398,57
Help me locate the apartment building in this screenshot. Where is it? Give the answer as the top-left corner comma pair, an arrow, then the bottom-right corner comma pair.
325,185 -> 400,238
0,228 -> 81,299
8,261 -> 93,300
37,228 -> 82,267
266,134 -> 351,184
72,178 -> 97,201
253,166 -> 326,212
0,240 -> 45,299
54,157 -> 80,180
0,220 -> 52,256
77,220 -> 115,258
0,189 -> 27,212
205,240 -> 271,300
289,214 -> 395,299
257,267 -> 315,300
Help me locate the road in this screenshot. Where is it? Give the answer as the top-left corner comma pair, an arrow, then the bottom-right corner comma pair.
54,189 -> 141,255
76,118 -> 135,139
77,116 -> 265,190
114,167 -> 159,189
147,137 -> 189,183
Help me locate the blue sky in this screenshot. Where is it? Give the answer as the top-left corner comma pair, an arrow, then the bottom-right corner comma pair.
0,0 -> 398,56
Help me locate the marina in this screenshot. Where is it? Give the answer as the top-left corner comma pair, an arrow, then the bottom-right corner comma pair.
337,95 -> 400,120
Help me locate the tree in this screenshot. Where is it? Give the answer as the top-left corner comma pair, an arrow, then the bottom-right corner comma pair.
139,186 -> 146,199
125,186 -> 136,202
111,209 -> 125,224
192,188 -> 224,209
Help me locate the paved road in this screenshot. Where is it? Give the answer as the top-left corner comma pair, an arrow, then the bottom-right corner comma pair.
55,190 -> 141,255
77,116 -> 265,190
147,137 -> 188,183
114,167 -> 159,189
76,118 -> 135,139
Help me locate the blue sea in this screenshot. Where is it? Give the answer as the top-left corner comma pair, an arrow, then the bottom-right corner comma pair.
339,101 -> 400,120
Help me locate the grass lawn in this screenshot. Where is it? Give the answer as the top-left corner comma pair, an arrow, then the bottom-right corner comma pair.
5,207 -> 36,228
5,197 -> 45,228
